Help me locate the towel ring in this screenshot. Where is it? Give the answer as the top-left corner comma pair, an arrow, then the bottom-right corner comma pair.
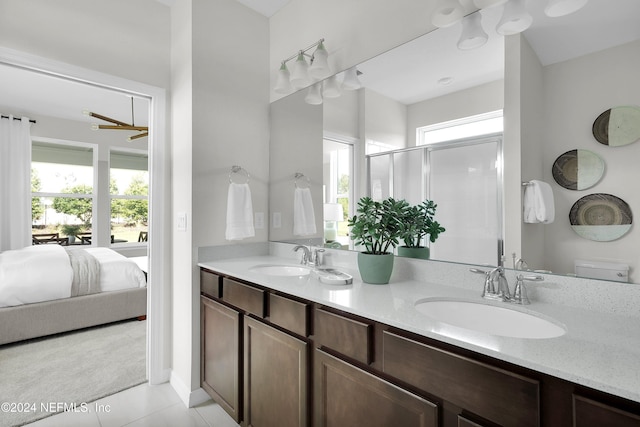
229,165 -> 250,184
294,172 -> 310,189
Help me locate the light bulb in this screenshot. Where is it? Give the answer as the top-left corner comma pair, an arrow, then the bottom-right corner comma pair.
322,75 -> 341,98
342,67 -> 362,90
458,13 -> 488,50
544,0 -> 588,17
496,0 -> 532,35
304,83 -> 323,105
290,52 -> 311,89
308,42 -> 331,80
432,0 -> 464,28
274,62 -> 292,94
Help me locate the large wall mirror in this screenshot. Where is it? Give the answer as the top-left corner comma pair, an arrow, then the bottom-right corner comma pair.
269,0 -> 640,284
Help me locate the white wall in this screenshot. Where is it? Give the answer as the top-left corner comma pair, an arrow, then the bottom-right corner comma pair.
364,89 -> 407,149
541,39 -> 640,281
169,0 -> 270,399
0,0 -> 170,90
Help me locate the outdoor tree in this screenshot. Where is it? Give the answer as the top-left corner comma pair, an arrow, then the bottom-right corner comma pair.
52,184 -> 93,225
31,169 -> 44,221
122,174 -> 148,224
110,178 -> 125,220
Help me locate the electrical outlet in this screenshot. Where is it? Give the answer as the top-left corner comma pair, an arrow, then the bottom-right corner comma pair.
272,212 -> 281,228
255,212 -> 264,229
177,212 -> 187,231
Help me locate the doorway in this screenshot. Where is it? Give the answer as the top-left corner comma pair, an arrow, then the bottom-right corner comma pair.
0,48 -> 168,384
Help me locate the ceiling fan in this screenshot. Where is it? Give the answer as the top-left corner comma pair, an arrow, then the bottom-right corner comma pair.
83,97 -> 148,141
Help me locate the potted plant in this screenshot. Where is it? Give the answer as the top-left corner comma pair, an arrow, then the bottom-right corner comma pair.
60,224 -> 83,244
397,200 -> 445,260
347,197 -> 405,284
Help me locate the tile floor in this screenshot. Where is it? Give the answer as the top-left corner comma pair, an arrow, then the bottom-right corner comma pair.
27,383 -> 238,427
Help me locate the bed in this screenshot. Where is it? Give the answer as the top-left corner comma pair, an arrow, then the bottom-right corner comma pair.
0,245 -> 147,346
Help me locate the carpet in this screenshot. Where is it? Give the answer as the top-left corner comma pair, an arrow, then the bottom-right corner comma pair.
0,320 -> 146,427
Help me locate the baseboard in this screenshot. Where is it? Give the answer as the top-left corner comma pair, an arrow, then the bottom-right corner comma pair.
169,371 -> 212,408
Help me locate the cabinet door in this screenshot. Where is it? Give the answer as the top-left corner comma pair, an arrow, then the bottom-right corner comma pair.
314,349 -> 438,427
244,316 -> 309,427
201,297 -> 242,423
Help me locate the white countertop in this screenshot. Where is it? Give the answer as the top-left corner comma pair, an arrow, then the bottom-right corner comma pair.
198,254 -> 640,403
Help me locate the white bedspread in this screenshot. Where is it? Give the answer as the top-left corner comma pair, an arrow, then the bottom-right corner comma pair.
0,245 -> 146,308
0,245 -> 73,308
83,248 -> 146,292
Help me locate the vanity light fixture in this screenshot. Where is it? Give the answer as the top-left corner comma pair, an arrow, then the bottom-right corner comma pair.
304,83 -> 323,105
83,97 -> 148,141
341,66 -> 363,90
432,0 -> 465,28
465,0 -> 588,45
496,0 -> 533,35
322,75 -> 341,98
544,0 -> 588,17
274,62 -> 292,94
473,0 -> 507,8
275,38 -> 331,94
457,12 -> 488,50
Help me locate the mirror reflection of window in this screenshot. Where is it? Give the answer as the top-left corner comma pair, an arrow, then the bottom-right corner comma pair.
323,138 -> 352,248
109,150 -> 149,245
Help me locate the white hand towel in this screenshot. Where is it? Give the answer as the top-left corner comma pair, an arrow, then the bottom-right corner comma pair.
225,183 -> 255,240
293,187 -> 317,236
523,180 -> 555,224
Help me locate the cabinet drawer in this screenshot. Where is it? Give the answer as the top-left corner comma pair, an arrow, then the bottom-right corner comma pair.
222,278 -> 265,318
200,269 -> 221,298
382,331 -> 540,427
573,395 -> 640,427
314,308 -> 373,364
269,293 -> 309,337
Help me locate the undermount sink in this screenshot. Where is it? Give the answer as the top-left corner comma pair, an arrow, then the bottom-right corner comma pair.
249,264 -> 311,277
415,299 -> 566,339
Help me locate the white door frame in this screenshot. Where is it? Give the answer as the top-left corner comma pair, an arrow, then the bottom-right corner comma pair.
0,47 -> 170,384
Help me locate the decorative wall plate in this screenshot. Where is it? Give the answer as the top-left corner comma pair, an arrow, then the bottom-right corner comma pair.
569,193 -> 632,241
592,106 -> 640,146
552,149 -> 604,190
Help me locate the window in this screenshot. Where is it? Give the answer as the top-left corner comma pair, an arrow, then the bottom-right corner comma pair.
31,141 -> 94,244
110,150 -> 149,244
31,140 -> 148,246
417,110 -> 503,146
323,138 -> 353,246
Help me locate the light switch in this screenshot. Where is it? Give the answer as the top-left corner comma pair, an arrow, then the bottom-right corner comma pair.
255,212 -> 264,229
177,212 -> 187,231
272,212 -> 281,228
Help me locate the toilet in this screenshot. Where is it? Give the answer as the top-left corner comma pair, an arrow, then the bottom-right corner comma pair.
574,259 -> 629,283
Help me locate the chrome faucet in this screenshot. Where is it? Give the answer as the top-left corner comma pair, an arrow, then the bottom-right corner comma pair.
512,274 -> 544,305
293,245 -> 325,267
471,267 -> 544,304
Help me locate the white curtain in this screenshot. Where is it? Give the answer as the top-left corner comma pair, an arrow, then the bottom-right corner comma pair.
0,115 -> 33,251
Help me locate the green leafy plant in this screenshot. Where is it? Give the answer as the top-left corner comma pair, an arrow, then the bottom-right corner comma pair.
60,224 -> 84,237
347,197 -> 406,255
399,200 -> 445,248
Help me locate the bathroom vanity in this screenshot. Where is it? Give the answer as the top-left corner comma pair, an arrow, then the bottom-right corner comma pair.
198,248 -> 640,427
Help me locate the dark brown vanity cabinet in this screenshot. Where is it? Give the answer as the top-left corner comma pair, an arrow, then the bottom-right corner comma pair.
200,268 -> 640,427
201,269 -> 310,427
